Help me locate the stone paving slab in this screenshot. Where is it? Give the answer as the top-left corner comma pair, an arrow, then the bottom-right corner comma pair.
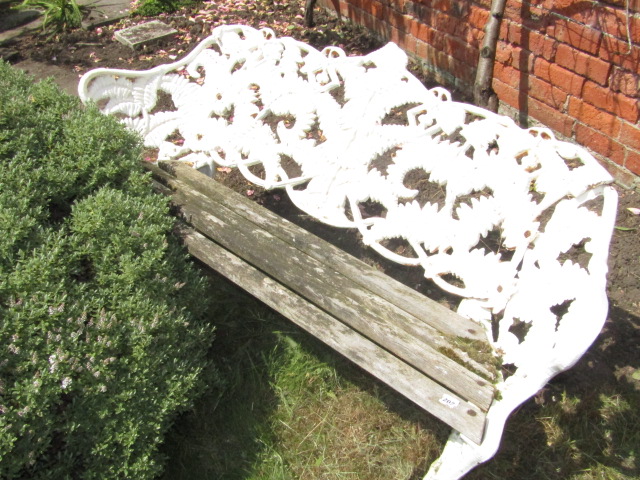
114,20 -> 177,49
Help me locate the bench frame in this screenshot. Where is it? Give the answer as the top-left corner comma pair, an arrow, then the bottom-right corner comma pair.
79,25 -> 618,479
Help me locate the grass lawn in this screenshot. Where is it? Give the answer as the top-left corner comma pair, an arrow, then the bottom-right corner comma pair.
160,273 -> 639,479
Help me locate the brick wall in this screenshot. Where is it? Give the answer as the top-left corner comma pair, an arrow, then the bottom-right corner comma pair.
317,0 -> 640,181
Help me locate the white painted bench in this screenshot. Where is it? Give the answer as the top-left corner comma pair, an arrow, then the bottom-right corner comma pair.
79,25 -> 618,479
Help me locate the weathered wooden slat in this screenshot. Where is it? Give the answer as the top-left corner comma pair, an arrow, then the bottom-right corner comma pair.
181,226 -> 488,444
164,162 -> 486,343
146,162 -> 496,411
152,162 -> 496,384
175,183 -> 493,409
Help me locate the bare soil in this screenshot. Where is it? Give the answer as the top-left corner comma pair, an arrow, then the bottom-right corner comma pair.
2,0 -> 638,399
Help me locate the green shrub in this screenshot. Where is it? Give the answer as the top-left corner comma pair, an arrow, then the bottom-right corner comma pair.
132,0 -> 198,17
15,0 -> 86,33
0,61 -> 216,479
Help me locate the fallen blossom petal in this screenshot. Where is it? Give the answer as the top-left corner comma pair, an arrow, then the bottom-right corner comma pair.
246,189 -> 254,196
628,207 -> 640,215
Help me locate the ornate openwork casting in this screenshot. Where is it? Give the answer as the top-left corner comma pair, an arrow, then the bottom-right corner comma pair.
79,25 -> 618,480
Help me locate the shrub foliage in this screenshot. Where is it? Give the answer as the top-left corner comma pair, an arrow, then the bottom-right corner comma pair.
16,0 -> 86,33
133,0 -> 198,17
0,62 -> 215,479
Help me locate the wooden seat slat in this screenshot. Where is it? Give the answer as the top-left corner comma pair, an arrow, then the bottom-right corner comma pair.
166,163 -> 488,343
180,226 -> 488,444
146,162 -> 498,420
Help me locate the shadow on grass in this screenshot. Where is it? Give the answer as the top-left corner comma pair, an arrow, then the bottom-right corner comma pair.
467,304 -> 639,480
159,271 -> 284,480
160,266 -> 450,480
161,264 -> 638,480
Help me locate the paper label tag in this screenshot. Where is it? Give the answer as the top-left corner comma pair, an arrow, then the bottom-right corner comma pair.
439,394 -> 460,409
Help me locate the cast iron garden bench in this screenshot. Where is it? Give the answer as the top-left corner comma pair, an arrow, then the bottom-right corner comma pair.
79,25 -> 618,479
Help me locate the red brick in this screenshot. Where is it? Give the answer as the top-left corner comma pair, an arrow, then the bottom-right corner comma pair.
432,0 -> 454,13
468,4 -> 489,30
528,76 -> 568,108
442,34 -> 478,65
620,122 -> 640,151
504,1 -> 524,24
560,2 -> 600,25
416,38 -> 430,58
398,15 -> 414,31
522,5 -> 548,32
549,63 -> 586,96
509,24 -> 557,61
599,36 -> 640,72
626,149 -> 640,175
511,45 -> 535,73
474,0 -> 492,8
494,62 -> 521,88
407,16 -> 421,37
543,0 -> 573,9
597,8 -> 640,44
493,77 -> 520,110
371,0 -> 385,19
495,40 -> 512,65
533,32 -> 558,61
432,0 -> 451,13
428,28 -> 446,52
633,15 -> 640,43
597,9 -> 629,41
499,21 -> 509,41
402,33 -> 418,53
527,96 -> 575,137
416,4 -> 436,24
555,43 -> 611,85
568,97 -> 622,136
610,67 -> 640,97
389,10 -> 404,30
534,57 -> 551,80
416,21 -> 431,43
456,23 -> 484,49
390,25 -> 402,44
434,11 -> 459,35
552,18 -> 602,54
339,0 -> 349,16
582,81 -> 640,122
392,0 -> 405,10
493,78 -> 574,136
462,26 -> 484,48
506,20 -> 521,44
575,123 -> 626,165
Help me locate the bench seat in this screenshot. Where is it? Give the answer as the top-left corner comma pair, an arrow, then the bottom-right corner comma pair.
147,160 -> 498,445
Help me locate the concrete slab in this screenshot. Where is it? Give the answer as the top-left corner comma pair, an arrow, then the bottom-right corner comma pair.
114,20 -> 177,49
12,59 -> 81,96
79,0 -> 130,29
0,9 -> 41,32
